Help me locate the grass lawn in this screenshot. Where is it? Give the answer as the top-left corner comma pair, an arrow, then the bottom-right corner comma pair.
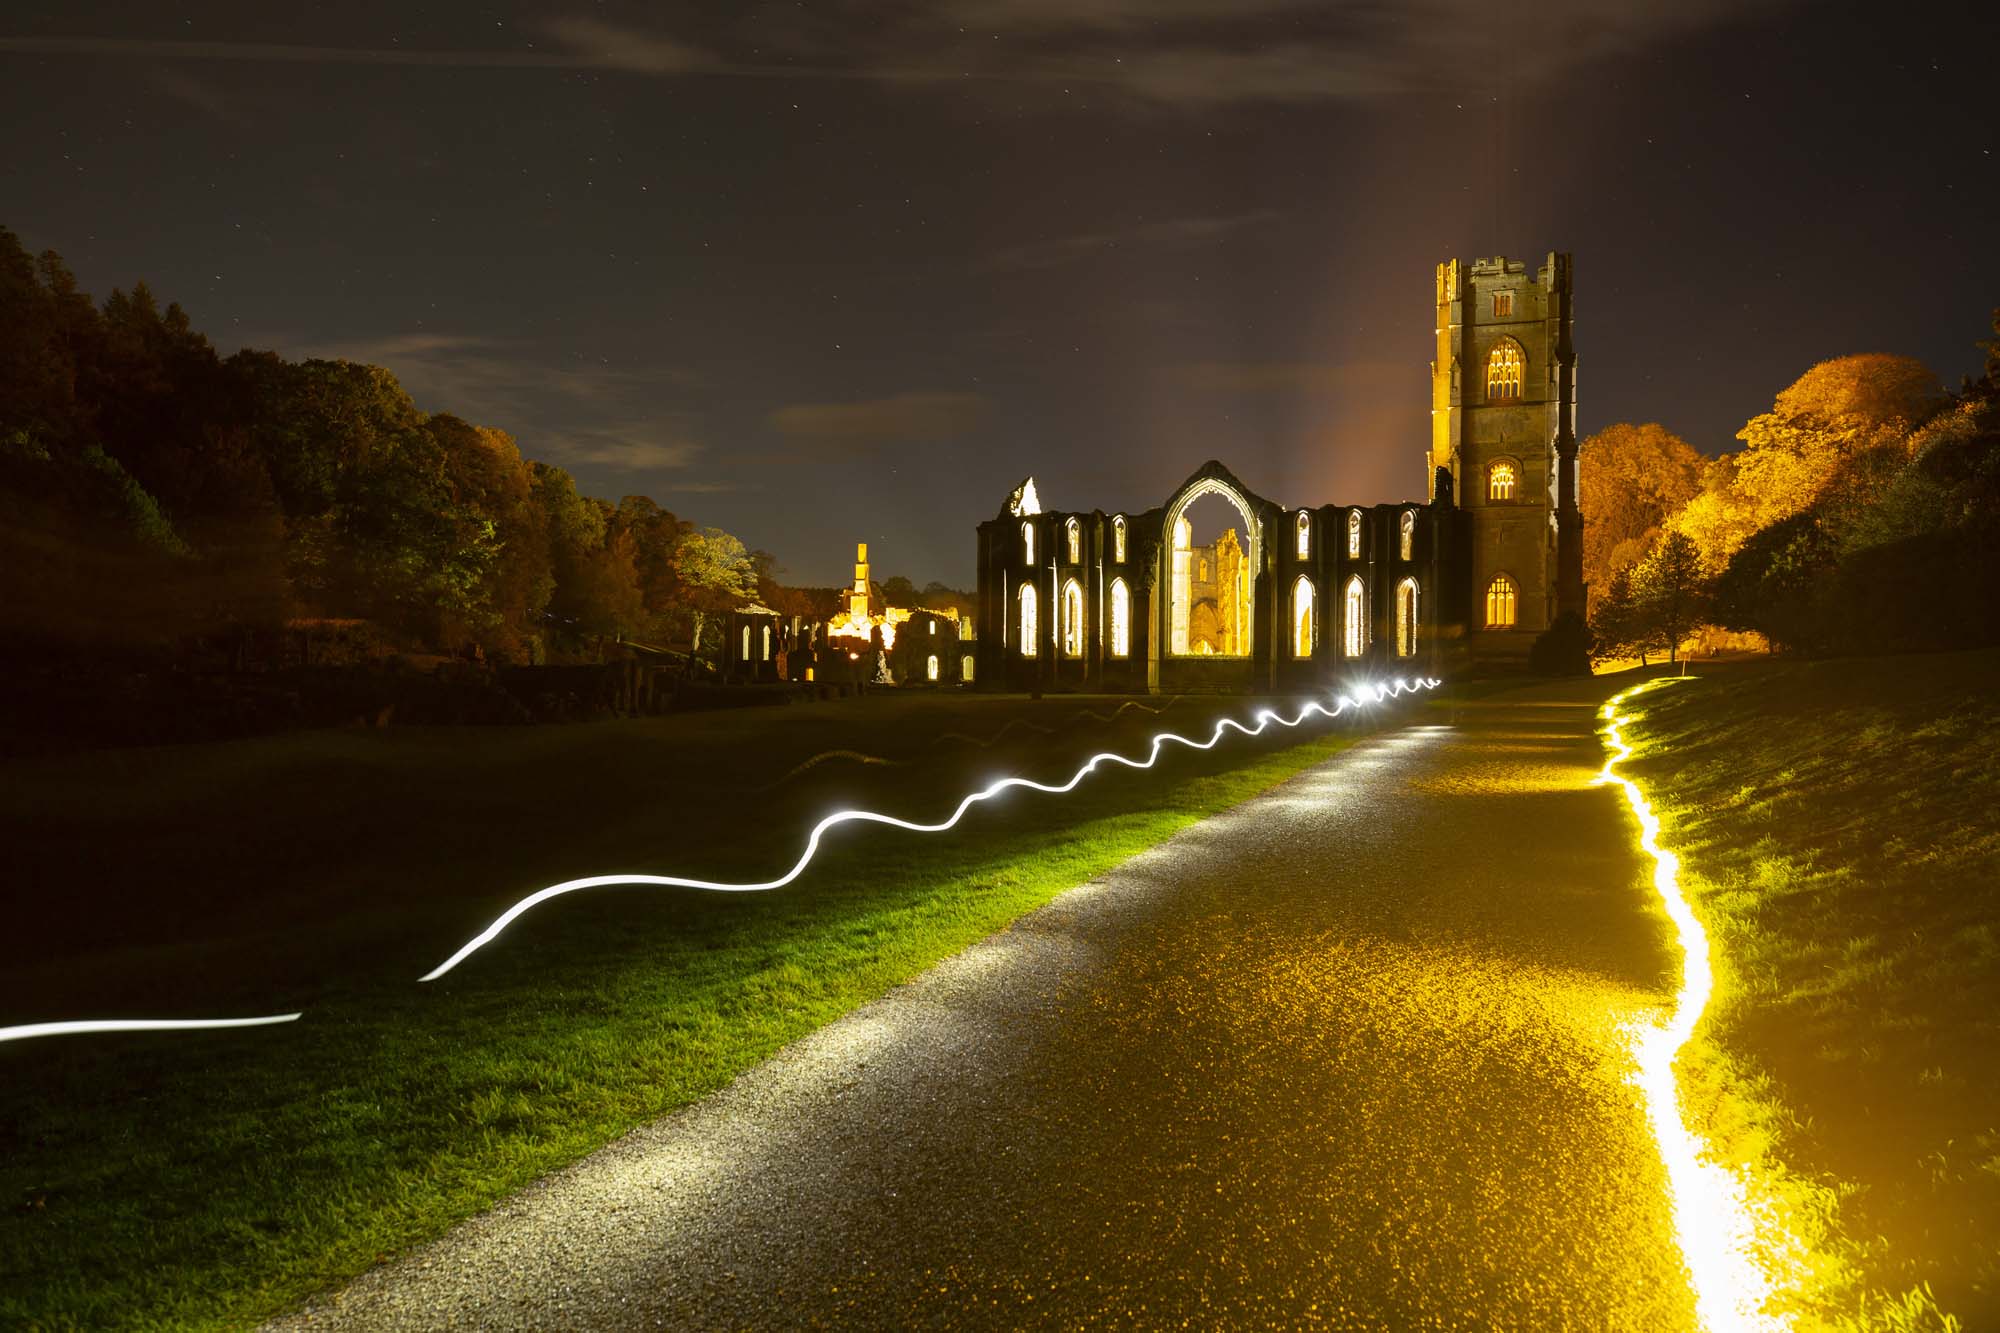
0,689 -> 1405,1329
1617,650 -> 2000,1328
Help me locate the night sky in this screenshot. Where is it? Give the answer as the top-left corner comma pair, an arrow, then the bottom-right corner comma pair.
3,2 -> 1994,588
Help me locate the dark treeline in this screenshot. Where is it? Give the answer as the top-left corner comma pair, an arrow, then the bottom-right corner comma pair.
0,227 -> 970,669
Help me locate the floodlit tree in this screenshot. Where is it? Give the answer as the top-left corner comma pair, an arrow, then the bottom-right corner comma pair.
1630,530 -> 1711,665
671,525 -> 759,664
1578,422 -> 1704,595
1673,354 -> 1945,573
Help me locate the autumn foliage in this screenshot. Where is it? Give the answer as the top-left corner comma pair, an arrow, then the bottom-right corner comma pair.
1583,327 -> 1999,660
0,227 -> 778,664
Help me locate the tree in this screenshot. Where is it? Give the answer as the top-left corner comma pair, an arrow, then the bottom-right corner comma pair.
1712,512 -> 1836,654
1588,566 -> 1643,664
670,526 -> 758,664
1630,531 -> 1711,665
1578,422 -> 1704,597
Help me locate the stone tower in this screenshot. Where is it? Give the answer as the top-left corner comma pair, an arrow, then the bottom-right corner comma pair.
1430,253 -> 1583,661
850,542 -> 871,621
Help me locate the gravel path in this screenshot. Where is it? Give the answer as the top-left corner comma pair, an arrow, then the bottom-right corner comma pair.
270,678 -> 1697,1330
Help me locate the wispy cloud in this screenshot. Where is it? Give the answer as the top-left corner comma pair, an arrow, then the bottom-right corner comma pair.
983,210 -> 1282,272
3,1 -> 1789,109
294,332 -> 709,477
768,391 -> 989,457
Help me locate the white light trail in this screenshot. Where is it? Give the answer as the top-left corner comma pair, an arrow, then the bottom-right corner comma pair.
1597,679 -> 1804,1332
0,1013 -> 303,1045
419,678 -> 1441,982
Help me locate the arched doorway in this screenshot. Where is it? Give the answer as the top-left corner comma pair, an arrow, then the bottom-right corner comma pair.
1163,476 -> 1260,659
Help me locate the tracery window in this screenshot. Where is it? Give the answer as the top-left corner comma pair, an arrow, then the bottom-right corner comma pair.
1112,515 -> 1127,562
1486,339 -> 1525,402
1019,583 -> 1038,656
1061,578 -> 1084,657
1396,578 -> 1419,658
1488,461 -> 1517,501
1295,511 -> 1311,559
1347,510 -> 1362,558
1344,576 -> 1366,658
1109,578 -> 1131,658
1065,517 -> 1081,565
1292,576 -> 1315,658
1399,510 -> 1415,561
1493,290 -> 1514,318
1485,574 -> 1518,628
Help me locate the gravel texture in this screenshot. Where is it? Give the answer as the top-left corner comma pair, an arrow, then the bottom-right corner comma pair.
269,678 -> 1697,1330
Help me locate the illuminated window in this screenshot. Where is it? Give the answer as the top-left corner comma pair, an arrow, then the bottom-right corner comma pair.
1065,516 -> 1081,564
1399,510 -> 1415,561
761,624 -> 772,660
926,654 -> 939,681
1344,576 -> 1366,657
1493,290 -> 1513,318
1347,510 -> 1362,558
1292,576 -> 1315,658
961,654 -> 975,682
928,619 -> 935,635
1022,520 -> 1035,563
1062,578 -> 1084,657
740,626 -> 751,660
1109,577 -> 1130,657
1019,583 -> 1038,656
1295,511 -> 1311,559
1485,574 -> 1518,628
1488,461 -> 1517,501
1112,515 -> 1127,562
1486,339 -> 1525,402
1396,578 -> 1419,657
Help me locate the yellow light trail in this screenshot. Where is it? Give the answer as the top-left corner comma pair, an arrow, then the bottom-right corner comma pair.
1597,679 -> 1805,1333
418,678 -> 1441,981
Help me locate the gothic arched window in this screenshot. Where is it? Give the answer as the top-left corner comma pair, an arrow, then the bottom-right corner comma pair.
740,626 -> 751,661
1396,578 -> 1419,658
1022,520 -> 1035,564
1019,583 -> 1038,656
761,624 -> 772,660
1488,461 -> 1517,501
1295,511 -> 1311,559
1399,510 -> 1415,561
1486,339 -> 1525,402
1485,574 -> 1518,628
926,654 -> 939,681
1109,577 -> 1131,658
1061,578 -> 1084,657
1065,517 -> 1081,565
1292,576 -> 1315,658
1344,576 -> 1366,657
1112,515 -> 1127,563
1347,510 -> 1362,559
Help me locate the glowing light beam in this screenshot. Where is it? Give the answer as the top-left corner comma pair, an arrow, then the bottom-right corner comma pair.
420,677 -> 1440,982
1598,679 -> 1804,1332
0,1013 -> 303,1045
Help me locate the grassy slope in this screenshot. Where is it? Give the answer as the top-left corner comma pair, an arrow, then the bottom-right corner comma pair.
1621,651 -> 1999,1328
0,693 -> 1394,1330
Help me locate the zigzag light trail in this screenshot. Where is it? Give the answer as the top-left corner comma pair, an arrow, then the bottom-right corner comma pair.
1597,679 -> 1806,1332
0,677 -> 1437,1043
419,677 -> 1440,981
